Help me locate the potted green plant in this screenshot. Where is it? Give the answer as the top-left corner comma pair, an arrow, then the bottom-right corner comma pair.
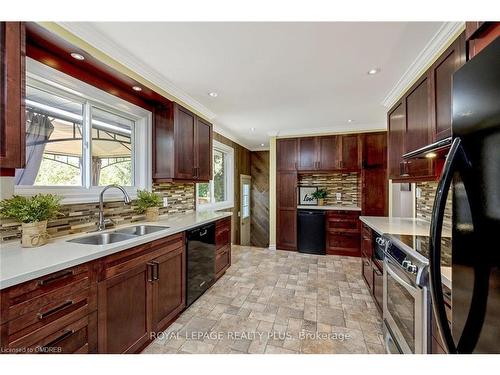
312,189 -> 328,206
136,190 -> 163,222
0,194 -> 61,248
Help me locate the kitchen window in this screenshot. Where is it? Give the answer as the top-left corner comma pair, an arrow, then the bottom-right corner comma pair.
196,140 -> 234,211
14,59 -> 152,203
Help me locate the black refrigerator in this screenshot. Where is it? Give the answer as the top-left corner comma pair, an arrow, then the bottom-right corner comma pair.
429,37 -> 500,353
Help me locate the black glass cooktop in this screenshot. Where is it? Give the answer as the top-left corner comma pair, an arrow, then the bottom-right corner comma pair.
389,234 -> 452,267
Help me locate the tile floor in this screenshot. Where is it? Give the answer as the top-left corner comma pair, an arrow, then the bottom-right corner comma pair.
142,245 -> 385,354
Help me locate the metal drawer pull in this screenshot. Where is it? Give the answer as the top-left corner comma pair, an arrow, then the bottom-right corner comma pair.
43,329 -> 75,348
38,270 -> 74,286
200,229 -> 208,237
37,300 -> 74,320
147,262 -> 155,282
152,261 -> 160,281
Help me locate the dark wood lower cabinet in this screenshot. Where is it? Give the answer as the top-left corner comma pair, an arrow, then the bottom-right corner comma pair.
98,263 -> 153,354
372,265 -> 383,312
325,211 -> 360,256
152,246 -> 185,334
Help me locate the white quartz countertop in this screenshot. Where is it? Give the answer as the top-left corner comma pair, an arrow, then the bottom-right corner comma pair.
0,210 -> 231,290
297,205 -> 361,211
359,216 -> 433,236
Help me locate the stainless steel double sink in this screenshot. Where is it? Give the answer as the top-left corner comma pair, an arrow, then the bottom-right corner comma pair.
67,225 -> 169,245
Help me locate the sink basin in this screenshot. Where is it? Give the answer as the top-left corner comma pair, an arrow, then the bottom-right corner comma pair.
114,225 -> 168,236
67,232 -> 137,245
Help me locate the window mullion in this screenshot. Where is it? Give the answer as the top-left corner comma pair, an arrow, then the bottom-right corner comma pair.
82,102 -> 92,189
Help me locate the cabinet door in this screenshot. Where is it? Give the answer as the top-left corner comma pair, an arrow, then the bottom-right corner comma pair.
297,137 -> 318,170
340,134 -> 360,169
195,116 -> 212,181
152,104 -> 174,180
0,22 -> 25,169
362,132 -> 387,168
362,168 -> 387,216
98,263 -> 153,354
318,135 -> 340,170
174,104 -> 196,179
277,172 -> 297,250
405,75 -> 431,153
152,246 -> 185,332
387,102 -> 406,179
276,138 -> 297,171
326,232 -> 360,256
431,33 -> 465,141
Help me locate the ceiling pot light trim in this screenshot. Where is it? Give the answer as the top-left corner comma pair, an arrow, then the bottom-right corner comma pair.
208,92 -> 218,97
70,52 -> 85,60
381,21 -> 464,108
57,22 -> 217,120
367,68 -> 380,75
132,86 -> 142,91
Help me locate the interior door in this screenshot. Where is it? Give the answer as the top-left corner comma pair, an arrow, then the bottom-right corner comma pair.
240,174 -> 251,246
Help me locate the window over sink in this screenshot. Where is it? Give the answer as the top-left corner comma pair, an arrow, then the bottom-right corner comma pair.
14,58 -> 152,203
196,140 -> 234,211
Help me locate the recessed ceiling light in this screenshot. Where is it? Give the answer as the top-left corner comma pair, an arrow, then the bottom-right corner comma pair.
367,68 -> 380,75
208,92 -> 218,97
260,143 -> 265,147
425,152 -> 437,159
70,52 -> 85,61
132,86 -> 142,92
250,127 -> 256,132
348,119 -> 353,123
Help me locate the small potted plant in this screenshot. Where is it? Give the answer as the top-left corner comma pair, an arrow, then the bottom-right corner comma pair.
312,189 -> 328,206
0,194 -> 61,248
136,190 -> 163,222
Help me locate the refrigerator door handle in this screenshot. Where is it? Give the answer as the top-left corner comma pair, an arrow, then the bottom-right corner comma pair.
429,137 -> 470,354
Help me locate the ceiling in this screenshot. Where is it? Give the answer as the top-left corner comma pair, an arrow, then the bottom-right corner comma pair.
61,22 -> 446,150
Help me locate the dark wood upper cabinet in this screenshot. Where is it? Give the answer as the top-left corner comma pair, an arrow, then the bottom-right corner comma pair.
174,104 -> 196,179
297,137 -> 317,170
466,22 -> 500,60
153,102 -> 212,182
276,138 -> 297,171
387,102 -> 406,179
318,135 -> 340,170
405,74 -> 431,153
340,134 -> 360,169
194,116 -> 212,180
430,33 -> 466,141
0,22 -> 25,170
362,132 -> 387,168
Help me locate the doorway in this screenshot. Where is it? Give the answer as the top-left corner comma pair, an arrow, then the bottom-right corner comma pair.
240,174 -> 251,246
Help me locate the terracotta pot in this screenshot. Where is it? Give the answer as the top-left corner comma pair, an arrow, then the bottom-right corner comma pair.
145,207 -> 160,222
318,198 -> 325,206
21,220 -> 48,248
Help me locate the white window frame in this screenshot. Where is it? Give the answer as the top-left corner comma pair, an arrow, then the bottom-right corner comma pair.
14,58 -> 152,204
196,140 -> 234,211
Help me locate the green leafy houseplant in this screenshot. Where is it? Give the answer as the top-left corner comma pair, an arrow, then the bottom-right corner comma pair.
136,190 -> 162,221
0,194 -> 62,247
311,189 -> 328,205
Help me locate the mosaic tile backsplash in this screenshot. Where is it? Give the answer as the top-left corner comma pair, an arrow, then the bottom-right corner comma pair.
298,172 -> 360,207
0,183 -> 195,243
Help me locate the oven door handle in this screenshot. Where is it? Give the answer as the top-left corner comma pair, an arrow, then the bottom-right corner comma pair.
385,260 -> 419,298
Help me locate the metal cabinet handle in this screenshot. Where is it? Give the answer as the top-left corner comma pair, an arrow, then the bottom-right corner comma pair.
152,261 -> 160,281
42,329 -> 75,349
37,300 -> 74,320
147,262 -> 155,282
38,270 -> 74,286
200,229 -> 208,237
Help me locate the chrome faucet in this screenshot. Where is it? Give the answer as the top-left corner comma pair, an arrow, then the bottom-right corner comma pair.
97,184 -> 132,231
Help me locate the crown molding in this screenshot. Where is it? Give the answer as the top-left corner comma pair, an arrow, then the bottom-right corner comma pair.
382,22 -> 465,109
272,123 -> 386,138
212,123 -> 257,151
56,22 -> 216,120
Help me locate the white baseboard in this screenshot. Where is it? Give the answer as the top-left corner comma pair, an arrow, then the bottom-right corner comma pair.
268,244 -> 276,251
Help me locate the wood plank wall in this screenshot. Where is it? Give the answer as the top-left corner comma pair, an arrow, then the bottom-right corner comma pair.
250,151 -> 270,247
213,132 -> 251,245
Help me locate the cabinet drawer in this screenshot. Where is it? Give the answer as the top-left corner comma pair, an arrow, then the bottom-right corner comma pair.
215,245 -> 230,276
326,217 -> 359,232
101,233 -> 184,279
1,264 -> 93,324
215,224 -> 230,250
216,217 -> 231,229
361,254 -> 373,290
326,232 -> 360,256
362,223 -> 372,239
5,287 -> 95,343
373,265 -> 383,312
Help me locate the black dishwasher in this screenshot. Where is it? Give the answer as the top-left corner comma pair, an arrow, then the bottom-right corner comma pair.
298,210 -> 326,255
186,223 -> 216,306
